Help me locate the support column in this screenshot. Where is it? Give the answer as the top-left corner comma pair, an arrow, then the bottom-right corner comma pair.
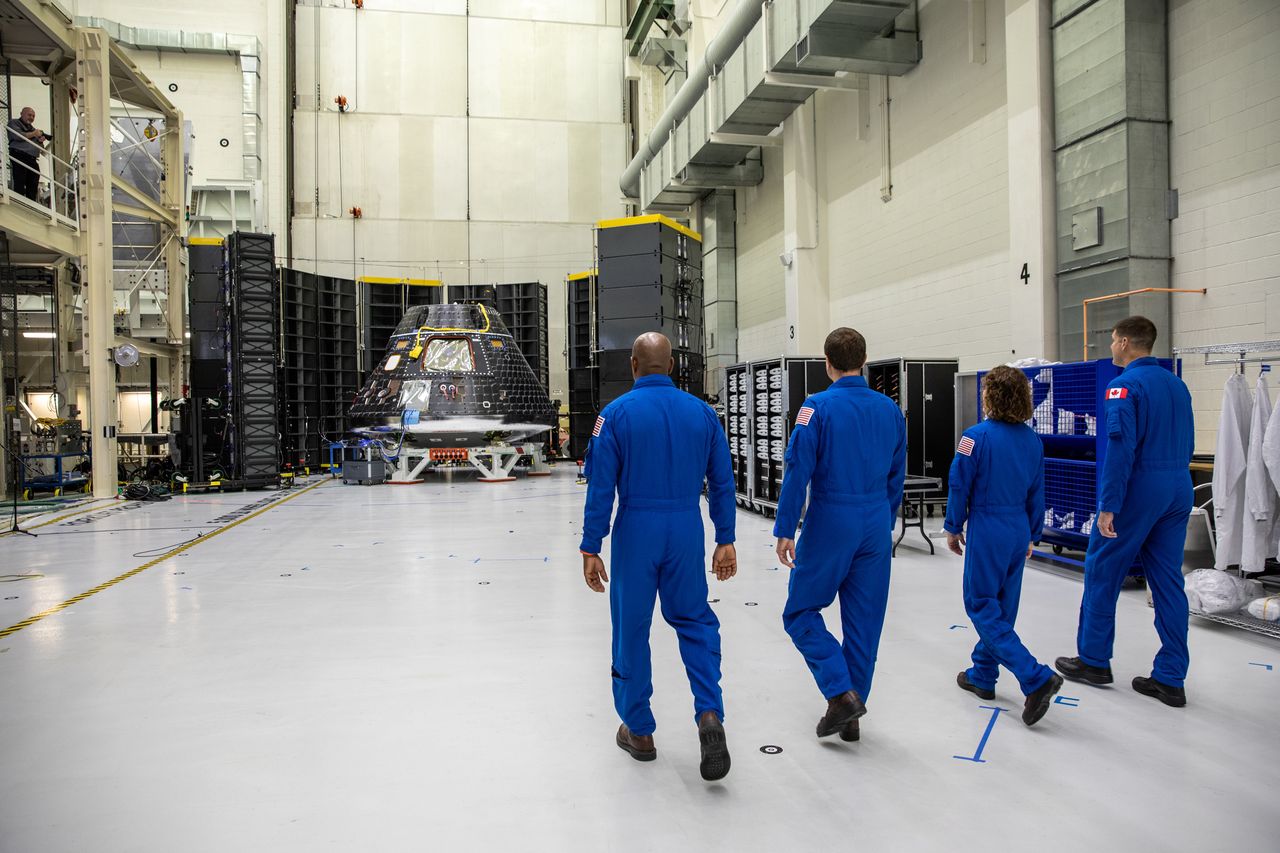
162,110 -> 187,399
78,29 -> 118,498
699,189 -> 736,396
782,99 -> 827,355
1005,0 -> 1058,360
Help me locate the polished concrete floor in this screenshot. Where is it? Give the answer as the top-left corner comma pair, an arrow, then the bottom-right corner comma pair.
1,466 -> 1277,852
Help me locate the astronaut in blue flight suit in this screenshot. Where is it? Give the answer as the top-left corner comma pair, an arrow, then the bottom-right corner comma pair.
944,365 -> 1064,726
1056,316 -> 1195,708
579,332 -> 738,781
774,328 -> 906,742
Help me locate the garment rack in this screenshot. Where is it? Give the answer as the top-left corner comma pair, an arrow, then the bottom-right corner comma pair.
1172,340 -> 1280,372
1173,339 -> 1280,639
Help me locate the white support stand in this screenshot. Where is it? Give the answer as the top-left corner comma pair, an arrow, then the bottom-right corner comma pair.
386,443 -> 548,484
468,445 -> 519,483
387,448 -> 433,484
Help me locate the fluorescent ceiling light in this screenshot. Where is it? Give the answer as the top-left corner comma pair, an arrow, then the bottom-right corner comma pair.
22,331 -> 56,339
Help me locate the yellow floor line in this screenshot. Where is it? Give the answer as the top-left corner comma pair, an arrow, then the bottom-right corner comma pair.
0,479 -> 331,639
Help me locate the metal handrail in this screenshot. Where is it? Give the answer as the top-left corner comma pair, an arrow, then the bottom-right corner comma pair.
3,134 -> 81,230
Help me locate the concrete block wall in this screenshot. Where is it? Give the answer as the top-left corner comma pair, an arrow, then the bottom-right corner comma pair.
724,0 -> 1015,370
1168,0 -> 1280,453
735,147 -> 788,360
821,0 -> 1012,370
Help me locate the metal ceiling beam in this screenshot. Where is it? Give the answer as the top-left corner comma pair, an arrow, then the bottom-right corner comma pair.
625,0 -> 674,57
6,0 -> 76,56
107,39 -> 179,116
111,176 -> 178,226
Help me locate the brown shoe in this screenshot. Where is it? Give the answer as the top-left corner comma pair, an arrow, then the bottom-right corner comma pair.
616,724 -> 656,761
816,690 -> 867,738
697,711 -> 731,781
839,718 -> 860,742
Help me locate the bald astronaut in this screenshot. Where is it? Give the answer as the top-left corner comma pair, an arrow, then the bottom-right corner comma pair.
580,332 -> 738,781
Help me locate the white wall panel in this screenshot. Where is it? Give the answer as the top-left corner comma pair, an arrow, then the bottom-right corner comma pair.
469,119 -> 625,223
355,0 -> 467,14
1168,0 -> 1280,453
294,113 -> 468,221
356,12 -> 468,117
735,147 -> 785,360
134,53 -> 245,180
468,18 -> 622,124
292,217 -> 471,280
469,0 -> 621,27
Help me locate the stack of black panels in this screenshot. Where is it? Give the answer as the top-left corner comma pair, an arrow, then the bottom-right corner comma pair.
188,243 -> 226,398
279,270 -> 360,470
226,232 -> 279,486
281,269 -> 319,470
361,281 -> 443,381
449,282 -> 550,394
566,271 -> 597,459
595,218 -> 704,406
317,276 -> 359,454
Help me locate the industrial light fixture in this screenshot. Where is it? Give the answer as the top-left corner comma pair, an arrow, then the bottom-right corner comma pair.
22,331 -> 56,339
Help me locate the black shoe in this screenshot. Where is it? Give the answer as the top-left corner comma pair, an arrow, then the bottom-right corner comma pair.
957,671 -> 995,700
616,724 -> 657,762
1022,673 -> 1064,726
698,711 -> 730,781
839,719 -> 860,742
1132,676 -> 1186,708
816,690 -> 867,738
1054,656 -> 1114,686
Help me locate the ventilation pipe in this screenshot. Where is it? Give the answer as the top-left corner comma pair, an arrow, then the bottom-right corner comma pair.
620,0 -> 766,199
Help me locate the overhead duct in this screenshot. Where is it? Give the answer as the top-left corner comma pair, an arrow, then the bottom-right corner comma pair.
76,17 -> 263,181
623,0 -> 921,210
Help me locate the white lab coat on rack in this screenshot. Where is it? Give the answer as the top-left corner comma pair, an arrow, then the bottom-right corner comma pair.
1214,373 -> 1252,570
1264,381 -> 1280,556
1241,373 -> 1277,572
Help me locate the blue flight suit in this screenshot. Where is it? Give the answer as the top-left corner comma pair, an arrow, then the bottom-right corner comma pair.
773,375 -> 907,701
1077,357 -> 1195,687
580,374 -> 737,735
944,420 -> 1055,696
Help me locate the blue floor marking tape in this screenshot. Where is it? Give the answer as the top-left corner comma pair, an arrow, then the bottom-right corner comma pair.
1055,695 -> 1080,707
1248,662 -> 1273,671
953,705 -> 1007,764
949,624 -> 968,630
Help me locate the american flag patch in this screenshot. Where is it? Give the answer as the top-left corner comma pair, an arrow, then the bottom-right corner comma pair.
592,415 -> 605,437
957,436 -> 975,456
1106,387 -> 1129,400
796,406 -> 815,426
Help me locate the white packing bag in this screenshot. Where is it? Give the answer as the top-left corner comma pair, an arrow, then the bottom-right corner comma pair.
1184,569 -> 1264,614
1245,596 -> 1280,622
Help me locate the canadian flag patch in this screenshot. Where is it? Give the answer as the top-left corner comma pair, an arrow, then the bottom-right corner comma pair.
592,415 -> 605,437
957,436 -> 975,456
1106,387 -> 1129,400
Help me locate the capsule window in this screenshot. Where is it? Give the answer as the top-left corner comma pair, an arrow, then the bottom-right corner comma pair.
421,338 -> 474,372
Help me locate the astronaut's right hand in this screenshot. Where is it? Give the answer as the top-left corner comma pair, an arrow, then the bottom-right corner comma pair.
946,531 -> 965,556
